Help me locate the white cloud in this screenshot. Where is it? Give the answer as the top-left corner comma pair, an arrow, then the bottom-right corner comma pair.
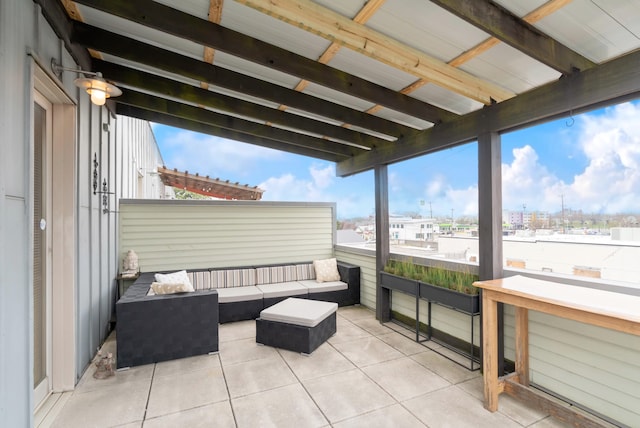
258,164 -> 374,218
500,102 -> 640,214
502,145 -> 561,212
259,163 -> 335,202
309,164 -> 334,189
567,103 -> 640,213
407,102 -> 640,217
157,128 -> 282,178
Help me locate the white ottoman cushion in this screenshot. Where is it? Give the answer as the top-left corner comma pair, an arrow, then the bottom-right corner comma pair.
260,297 -> 337,327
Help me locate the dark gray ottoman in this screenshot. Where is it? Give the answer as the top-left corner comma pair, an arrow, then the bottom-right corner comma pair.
256,298 -> 337,354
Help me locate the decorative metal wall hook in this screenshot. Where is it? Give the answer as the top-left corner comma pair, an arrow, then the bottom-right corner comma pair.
102,179 -> 109,214
93,153 -> 99,195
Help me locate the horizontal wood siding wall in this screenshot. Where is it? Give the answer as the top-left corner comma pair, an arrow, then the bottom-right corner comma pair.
336,245 -> 639,425
335,246 -> 377,309
120,200 -> 336,272
503,306 -> 640,426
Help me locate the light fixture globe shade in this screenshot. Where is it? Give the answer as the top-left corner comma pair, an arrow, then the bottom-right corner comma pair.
73,73 -> 122,106
89,87 -> 107,106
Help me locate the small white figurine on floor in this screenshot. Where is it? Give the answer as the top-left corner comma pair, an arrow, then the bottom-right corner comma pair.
93,350 -> 115,379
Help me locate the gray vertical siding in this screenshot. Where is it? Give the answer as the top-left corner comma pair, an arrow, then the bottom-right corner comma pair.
1,1 -> 42,425
0,2 -> 166,424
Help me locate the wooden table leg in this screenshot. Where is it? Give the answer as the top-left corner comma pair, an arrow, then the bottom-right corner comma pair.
515,306 -> 529,386
482,291 -> 499,411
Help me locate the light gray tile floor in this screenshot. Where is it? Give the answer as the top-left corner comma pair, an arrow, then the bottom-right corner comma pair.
37,305 -> 573,428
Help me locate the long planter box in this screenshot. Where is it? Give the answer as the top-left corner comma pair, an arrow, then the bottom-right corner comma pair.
380,271 -> 418,296
380,271 -> 479,314
419,281 -> 480,315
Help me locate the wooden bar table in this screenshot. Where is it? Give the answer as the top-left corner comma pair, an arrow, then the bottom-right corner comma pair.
474,275 -> 640,427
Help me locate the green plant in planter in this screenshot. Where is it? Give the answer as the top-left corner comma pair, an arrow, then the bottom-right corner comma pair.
384,259 -> 479,295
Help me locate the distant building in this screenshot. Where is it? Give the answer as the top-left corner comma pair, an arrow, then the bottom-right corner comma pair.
504,210 -> 549,229
389,216 -> 439,242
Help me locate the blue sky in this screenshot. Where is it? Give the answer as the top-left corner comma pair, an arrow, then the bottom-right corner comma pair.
152,100 -> 640,220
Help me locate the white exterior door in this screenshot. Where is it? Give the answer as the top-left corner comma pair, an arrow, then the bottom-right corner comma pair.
33,91 -> 53,409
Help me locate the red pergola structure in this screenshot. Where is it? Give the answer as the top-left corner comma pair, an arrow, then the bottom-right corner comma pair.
158,166 -> 264,200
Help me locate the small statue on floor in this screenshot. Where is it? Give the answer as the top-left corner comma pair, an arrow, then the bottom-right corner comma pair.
93,350 -> 115,379
121,249 -> 139,278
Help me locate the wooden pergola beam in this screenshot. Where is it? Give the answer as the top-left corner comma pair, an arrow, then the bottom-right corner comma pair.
337,47 -> 640,176
236,0 -> 515,104
430,0 -> 594,74
117,104 -> 348,163
116,89 -> 364,158
94,60 -> 385,149
71,22 -> 416,139
72,0 -> 457,124
280,0 -> 385,108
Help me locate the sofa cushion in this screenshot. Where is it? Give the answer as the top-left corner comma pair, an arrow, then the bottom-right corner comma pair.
313,258 -> 341,282
188,271 -> 211,290
225,268 -> 257,287
257,265 -> 298,285
216,286 -> 263,303
150,282 -> 194,295
211,270 -> 226,288
154,270 -> 194,292
256,282 -> 308,299
295,263 -> 315,281
256,267 -> 271,285
197,271 -> 212,290
298,279 -> 348,293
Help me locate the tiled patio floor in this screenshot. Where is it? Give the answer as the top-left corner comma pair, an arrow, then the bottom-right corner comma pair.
36,306 -> 571,428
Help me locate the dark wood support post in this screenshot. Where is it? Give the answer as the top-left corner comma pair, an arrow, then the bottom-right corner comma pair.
478,131 -> 505,374
375,165 -> 390,322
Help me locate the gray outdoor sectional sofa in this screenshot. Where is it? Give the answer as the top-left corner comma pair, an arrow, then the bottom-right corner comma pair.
115,260 -> 360,368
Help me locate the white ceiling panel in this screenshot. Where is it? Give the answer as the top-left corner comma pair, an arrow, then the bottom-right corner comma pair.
596,0 -> 640,39
77,5 -> 205,59
302,82 -> 376,111
460,43 -> 561,95
213,51 -> 301,89
221,0 -> 332,61
152,0 -> 210,20
283,107 -> 345,127
526,0 -> 640,63
367,0 -> 490,62
492,0 -> 548,18
327,47 -> 418,92
411,83 -> 483,116
372,108 -> 433,130
312,0 -> 368,18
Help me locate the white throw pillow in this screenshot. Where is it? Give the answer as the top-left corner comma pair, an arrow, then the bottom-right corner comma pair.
313,258 -> 341,283
154,270 -> 194,292
150,282 -> 193,295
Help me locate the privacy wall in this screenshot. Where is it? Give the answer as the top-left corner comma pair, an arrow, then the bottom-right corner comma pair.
119,200 -> 337,272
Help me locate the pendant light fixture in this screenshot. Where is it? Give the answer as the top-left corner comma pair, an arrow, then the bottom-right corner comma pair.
51,59 -> 122,106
